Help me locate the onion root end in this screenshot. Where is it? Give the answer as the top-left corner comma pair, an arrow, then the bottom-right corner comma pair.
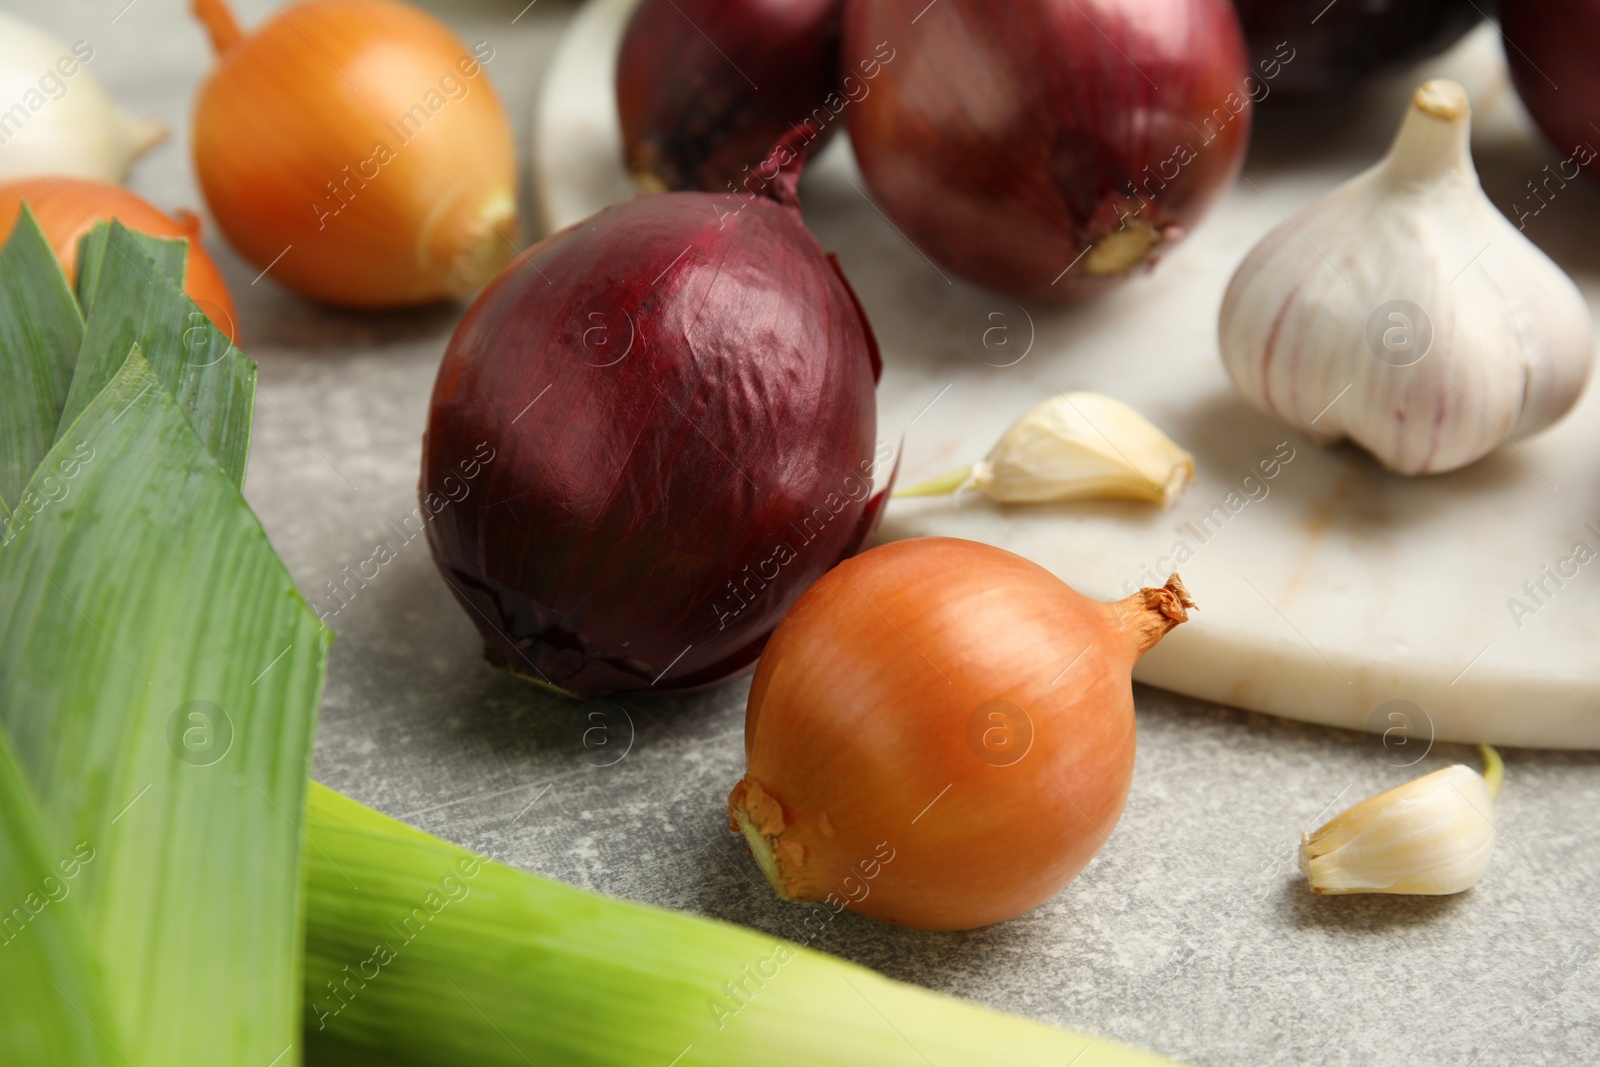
729,776 -> 804,900
1084,221 -> 1163,276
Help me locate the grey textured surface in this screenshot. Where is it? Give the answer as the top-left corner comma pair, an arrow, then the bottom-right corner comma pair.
19,1 -> 1599,1064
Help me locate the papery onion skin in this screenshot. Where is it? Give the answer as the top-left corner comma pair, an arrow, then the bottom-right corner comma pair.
0,177 -> 239,341
618,0 -> 843,192
842,0 -> 1250,302
1234,0 -> 1480,99
190,0 -> 517,308
1503,0 -> 1600,182
422,132 -> 886,699
730,537 -> 1193,931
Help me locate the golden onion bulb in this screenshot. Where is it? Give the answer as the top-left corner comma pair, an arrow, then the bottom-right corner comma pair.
190,0 -> 518,308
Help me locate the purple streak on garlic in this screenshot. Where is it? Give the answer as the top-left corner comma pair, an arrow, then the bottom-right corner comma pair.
1219,79 -> 1595,475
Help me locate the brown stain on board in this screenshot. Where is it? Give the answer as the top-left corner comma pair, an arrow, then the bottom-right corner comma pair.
1279,472 -> 1353,607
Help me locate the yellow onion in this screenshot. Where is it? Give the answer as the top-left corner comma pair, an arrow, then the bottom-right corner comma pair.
190,0 -> 517,308
0,14 -> 165,183
729,537 -> 1194,930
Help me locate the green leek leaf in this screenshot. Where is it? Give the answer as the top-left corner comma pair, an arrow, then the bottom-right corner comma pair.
0,350 -> 331,1065
74,222 -> 189,322
0,728 -> 122,1066
0,205 -> 84,512
57,221 -> 255,486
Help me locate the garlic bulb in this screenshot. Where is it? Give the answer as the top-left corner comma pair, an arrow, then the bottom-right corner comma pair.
0,15 -> 165,182
897,393 -> 1194,507
1220,80 -> 1595,475
1300,752 -> 1502,896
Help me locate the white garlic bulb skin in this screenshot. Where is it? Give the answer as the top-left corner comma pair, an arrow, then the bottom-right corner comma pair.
0,14 -> 165,183
1220,80 -> 1595,475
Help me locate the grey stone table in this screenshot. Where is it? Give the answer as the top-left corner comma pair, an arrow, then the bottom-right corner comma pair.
18,1 -> 1598,1063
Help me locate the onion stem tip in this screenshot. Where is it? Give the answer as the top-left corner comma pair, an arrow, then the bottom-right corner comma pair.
1114,574 -> 1196,659
192,0 -> 243,54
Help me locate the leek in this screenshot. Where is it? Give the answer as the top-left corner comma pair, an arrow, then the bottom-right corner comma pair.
74,222 -> 188,317
302,784 -> 1177,1067
59,221 -> 256,486
0,351 -> 331,1063
0,206 -> 82,510
0,728 -> 120,1065
0,225 -> 329,1065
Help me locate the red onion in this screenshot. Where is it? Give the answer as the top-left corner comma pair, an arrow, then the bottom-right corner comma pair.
617,0 -> 843,192
1503,0 -> 1600,182
842,0 -> 1250,302
1234,0 -> 1480,99
421,132 -> 888,699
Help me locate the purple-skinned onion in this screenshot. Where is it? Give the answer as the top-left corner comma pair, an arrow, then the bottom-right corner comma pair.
1234,0 -> 1482,100
842,0 -> 1252,303
1503,0 -> 1600,183
617,0 -> 843,193
421,129 -> 890,699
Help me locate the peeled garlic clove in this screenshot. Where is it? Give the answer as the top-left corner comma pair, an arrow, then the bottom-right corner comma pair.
899,393 -> 1194,507
0,15 -> 166,182
1300,764 -> 1495,895
1220,79 -> 1595,475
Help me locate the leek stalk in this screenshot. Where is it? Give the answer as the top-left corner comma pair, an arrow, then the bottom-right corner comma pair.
302,784 -> 1177,1067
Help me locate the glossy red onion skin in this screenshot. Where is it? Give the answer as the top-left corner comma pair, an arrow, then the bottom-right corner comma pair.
1235,0 -> 1481,99
618,0 -> 843,192
421,144 -> 885,698
1504,0 -> 1600,181
842,0 -> 1250,302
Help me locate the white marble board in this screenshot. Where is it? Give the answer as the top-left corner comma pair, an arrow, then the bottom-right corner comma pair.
533,0 -> 1600,749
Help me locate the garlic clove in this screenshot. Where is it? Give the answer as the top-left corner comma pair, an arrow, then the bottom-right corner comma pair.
1219,78 -> 1595,475
963,393 -> 1195,507
1299,764 -> 1495,895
